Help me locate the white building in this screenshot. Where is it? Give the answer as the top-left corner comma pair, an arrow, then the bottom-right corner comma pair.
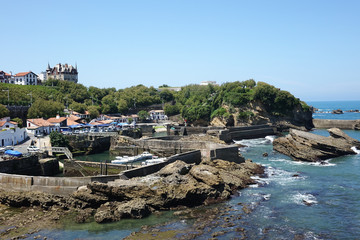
0,117 -> 18,130
149,110 -> 168,121
200,81 -> 218,86
0,117 -> 28,146
14,71 -> 38,85
37,71 -> 47,82
26,118 -> 59,135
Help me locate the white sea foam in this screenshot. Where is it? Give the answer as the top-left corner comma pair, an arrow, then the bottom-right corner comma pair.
291,192 -> 318,206
234,137 -> 273,147
265,135 -> 276,143
351,146 -> 360,154
291,160 -> 336,167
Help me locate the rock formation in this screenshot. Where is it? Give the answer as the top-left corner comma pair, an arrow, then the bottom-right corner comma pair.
0,159 -> 264,224
273,128 -> 360,162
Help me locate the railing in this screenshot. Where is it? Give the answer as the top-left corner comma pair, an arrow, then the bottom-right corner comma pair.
42,147 -> 73,160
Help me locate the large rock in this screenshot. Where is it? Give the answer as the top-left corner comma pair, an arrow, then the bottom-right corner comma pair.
94,199 -> 151,223
273,128 -> 360,162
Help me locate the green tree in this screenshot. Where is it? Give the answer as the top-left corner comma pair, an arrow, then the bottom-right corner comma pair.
50,131 -> 69,148
11,118 -> 23,128
69,102 -> 87,113
164,103 -> 180,116
138,110 -> 149,122
27,100 -> 64,119
87,105 -> 100,119
159,90 -> 174,102
0,104 -> 9,118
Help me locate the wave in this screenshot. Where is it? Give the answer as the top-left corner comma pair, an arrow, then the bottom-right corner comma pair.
234,135 -> 276,147
351,146 -> 360,154
291,192 -> 318,206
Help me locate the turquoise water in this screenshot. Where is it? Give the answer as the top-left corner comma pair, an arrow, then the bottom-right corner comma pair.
24,101 -> 360,239
308,100 -> 360,120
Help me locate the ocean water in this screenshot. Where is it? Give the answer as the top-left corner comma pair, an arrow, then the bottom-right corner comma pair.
308,100 -> 360,120
24,101 -> 360,239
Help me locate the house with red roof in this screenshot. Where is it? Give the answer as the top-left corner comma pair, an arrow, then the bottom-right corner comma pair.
47,115 -> 67,128
14,71 -> 38,85
27,118 -> 59,135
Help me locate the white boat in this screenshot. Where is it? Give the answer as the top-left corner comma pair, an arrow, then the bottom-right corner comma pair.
142,157 -> 167,165
111,152 -> 153,164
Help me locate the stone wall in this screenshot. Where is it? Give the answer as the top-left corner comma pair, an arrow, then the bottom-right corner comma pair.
6,105 -> 30,123
67,134 -> 112,154
219,125 -> 277,142
110,135 -> 223,157
0,173 -> 124,195
0,156 -> 59,176
313,119 -> 360,130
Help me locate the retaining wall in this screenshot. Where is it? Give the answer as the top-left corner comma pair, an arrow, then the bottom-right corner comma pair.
219,125 -> 277,142
313,119 -> 360,130
0,172 -> 124,195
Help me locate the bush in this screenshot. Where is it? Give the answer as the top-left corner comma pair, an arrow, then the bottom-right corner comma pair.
50,131 -> 69,148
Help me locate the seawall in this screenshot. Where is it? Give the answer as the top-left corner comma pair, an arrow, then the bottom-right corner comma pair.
313,119 -> 360,130
0,145 -> 244,195
219,125 -> 277,142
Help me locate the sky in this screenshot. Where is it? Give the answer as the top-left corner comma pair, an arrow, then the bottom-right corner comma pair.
1,0 -> 360,101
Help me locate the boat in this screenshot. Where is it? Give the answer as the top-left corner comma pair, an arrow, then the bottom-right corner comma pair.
111,152 -> 153,164
142,157 -> 167,166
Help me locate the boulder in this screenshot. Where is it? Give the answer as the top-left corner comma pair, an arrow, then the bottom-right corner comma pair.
273,128 -> 360,162
94,199 -> 151,223
158,160 -> 192,177
332,109 -> 343,114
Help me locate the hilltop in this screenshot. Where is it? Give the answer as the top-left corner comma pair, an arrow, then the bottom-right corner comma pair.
0,79 -> 312,129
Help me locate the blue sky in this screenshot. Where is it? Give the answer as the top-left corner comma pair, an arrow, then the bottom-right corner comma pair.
1,0 -> 360,101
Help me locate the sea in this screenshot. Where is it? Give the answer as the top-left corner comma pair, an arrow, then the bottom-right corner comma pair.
27,101 -> 360,239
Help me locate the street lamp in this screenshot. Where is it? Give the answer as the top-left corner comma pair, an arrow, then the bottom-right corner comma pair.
2,89 -> 9,105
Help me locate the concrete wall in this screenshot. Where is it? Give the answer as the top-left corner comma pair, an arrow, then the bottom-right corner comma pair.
210,146 -> 245,163
122,150 -> 201,179
0,172 -> 124,195
313,119 -> 360,130
219,125 -> 277,142
67,134 -> 112,154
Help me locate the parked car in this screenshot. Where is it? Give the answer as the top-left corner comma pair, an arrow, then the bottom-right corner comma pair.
5,146 -> 14,150
27,146 -> 40,152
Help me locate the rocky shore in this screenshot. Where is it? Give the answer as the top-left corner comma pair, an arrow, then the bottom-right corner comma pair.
273,128 -> 360,162
0,158 -> 263,239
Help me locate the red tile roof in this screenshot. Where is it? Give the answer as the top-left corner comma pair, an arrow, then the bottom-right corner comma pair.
0,121 -> 6,127
15,71 -> 31,77
27,118 -> 54,127
47,117 -> 67,123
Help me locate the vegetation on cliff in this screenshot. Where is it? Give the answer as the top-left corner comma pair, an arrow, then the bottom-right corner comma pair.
0,79 -> 310,126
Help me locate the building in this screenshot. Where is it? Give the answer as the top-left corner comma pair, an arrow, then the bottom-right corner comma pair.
46,63 -> 78,83
71,111 -> 90,119
149,110 -> 168,121
14,71 -> 38,85
37,71 -> 47,82
0,71 -> 6,83
0,71 -> 13,84
200,81 -> 218,86
26,118 -> 59,135
0,117 -> 18,130
0,117 -> 27,147
47,115 -> 67,128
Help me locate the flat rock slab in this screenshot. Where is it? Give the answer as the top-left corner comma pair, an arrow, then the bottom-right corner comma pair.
273,128 -> 360,162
